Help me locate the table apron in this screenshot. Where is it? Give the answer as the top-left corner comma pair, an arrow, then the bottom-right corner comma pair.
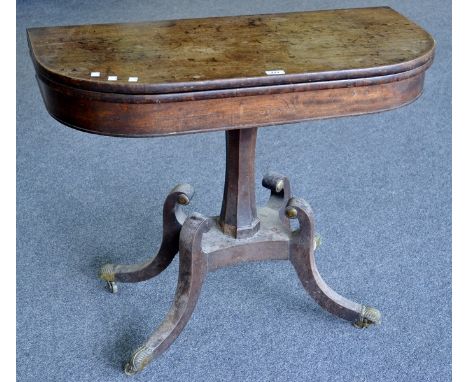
36,71 -> 425,137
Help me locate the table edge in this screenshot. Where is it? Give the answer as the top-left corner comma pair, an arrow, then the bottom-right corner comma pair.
27,7 -> 435,95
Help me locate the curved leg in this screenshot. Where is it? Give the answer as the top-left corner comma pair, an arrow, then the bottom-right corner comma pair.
286,197 -> 381,328
99,184 -> 194,292
262,172 -> 292,227
124,213 -> 212,375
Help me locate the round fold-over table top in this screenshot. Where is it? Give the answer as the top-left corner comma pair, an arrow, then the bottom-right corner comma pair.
27,7 -> 435,137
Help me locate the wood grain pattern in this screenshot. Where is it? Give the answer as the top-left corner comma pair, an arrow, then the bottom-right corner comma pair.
27,7 -> 434,94
28,7 -> 434,136
36,69 -> 427,137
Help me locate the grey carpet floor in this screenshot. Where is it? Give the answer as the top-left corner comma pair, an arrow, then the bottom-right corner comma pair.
16,1 -> 451,381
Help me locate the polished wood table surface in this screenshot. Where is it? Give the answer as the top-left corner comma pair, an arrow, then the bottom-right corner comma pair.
28,7 -> 434,376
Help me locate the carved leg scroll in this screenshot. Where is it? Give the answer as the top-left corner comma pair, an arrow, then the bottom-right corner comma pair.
262,172 -> 322,248
99,184 -> 194,292
262,172 -> 292,227
124,213 -> 212,375
286,197 -> 381,328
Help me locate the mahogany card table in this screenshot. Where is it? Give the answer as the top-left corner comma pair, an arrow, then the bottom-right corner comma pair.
27,7 -> 434,375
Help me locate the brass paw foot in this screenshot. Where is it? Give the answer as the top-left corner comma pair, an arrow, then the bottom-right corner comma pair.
124,345 -> 154,376
353,306 -> 382,328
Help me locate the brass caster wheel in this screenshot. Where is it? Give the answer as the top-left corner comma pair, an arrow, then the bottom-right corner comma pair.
106,281 -> 118,294
313,234 -> 322,250
124,362 -> 138,376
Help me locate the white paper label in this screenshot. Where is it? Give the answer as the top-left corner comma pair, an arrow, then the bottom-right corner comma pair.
265,70 -> 285,75
128,77 -> 139,82
90,72 -> 100,77
107,75 -> 118,81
